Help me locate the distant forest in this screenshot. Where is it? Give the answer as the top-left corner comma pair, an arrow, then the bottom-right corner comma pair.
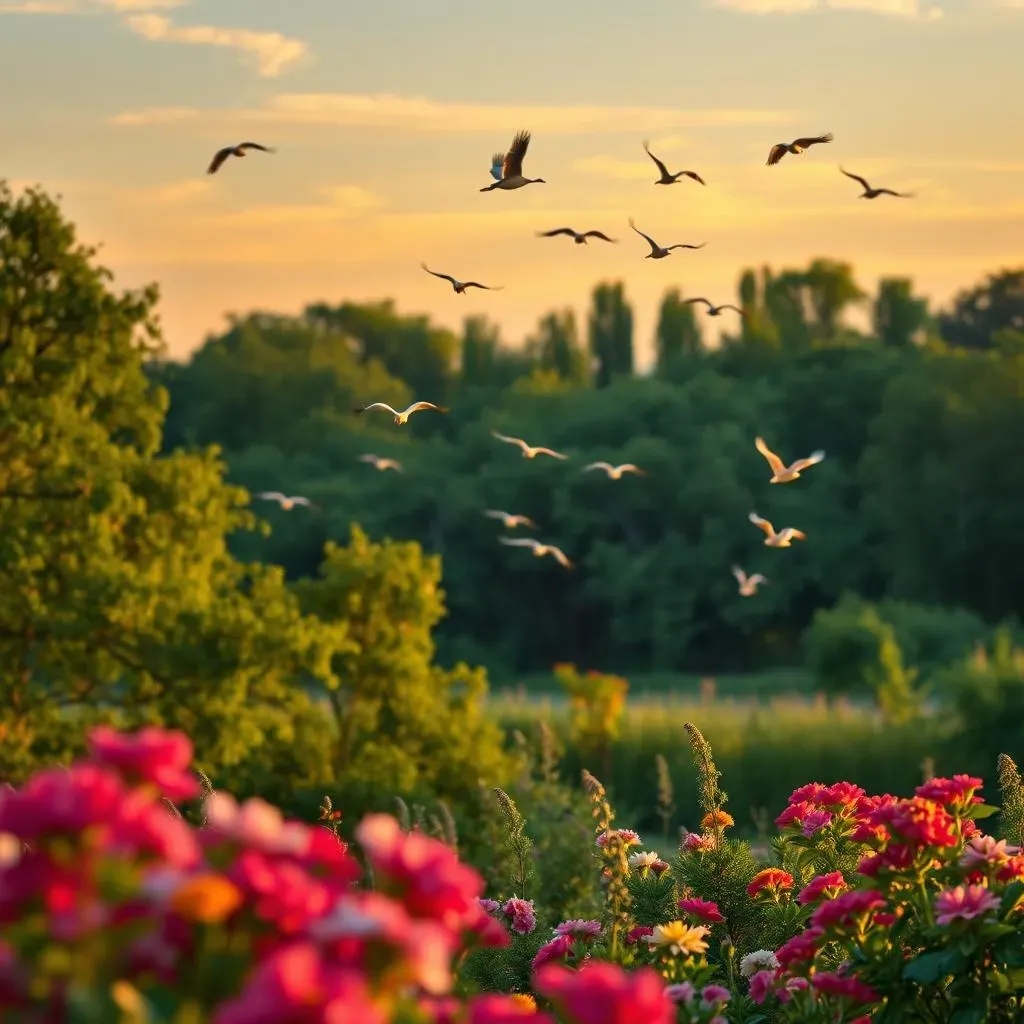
149,260 -> 1024,678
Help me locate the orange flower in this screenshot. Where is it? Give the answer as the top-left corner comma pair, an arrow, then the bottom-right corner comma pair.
700,810 -> 735,830
170,873 -> 243,924
509,994 -> 537,1012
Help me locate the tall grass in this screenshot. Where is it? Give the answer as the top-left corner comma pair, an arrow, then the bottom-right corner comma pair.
492,693 -> 953,839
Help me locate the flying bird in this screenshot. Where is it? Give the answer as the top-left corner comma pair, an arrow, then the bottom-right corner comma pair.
629,218 -> 706,260
684,297 -> 745,318
207,142 -> 275,175
359,454 -> 403,472
766,133 -> 834,166
354,401 -> 449,425
421,263 -> 503,294
483,510 -> 538,529
732,565 -> 768,597
755,437 -> 825,484
583,462 -> 645,480
749,512 -> 806,548
839,167 -> 914,199
255,491 -> 314,511
499,536 -> 573,569
537,228 -> 616,245
481,130 -> 546,191
643,140 -> 705,186
491,431 -> 568,460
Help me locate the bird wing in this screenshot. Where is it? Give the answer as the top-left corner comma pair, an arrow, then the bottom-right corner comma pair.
642,140 -> 672,179
879,189 -> 913,198
719,304 -> 744,314
667,243 -> 706,251
789,450 -> 826,473
354,402 -> 398,416
548,546 -> 573,568
462,281 -> 502,291
291,496 -> 312,506
766,143 -> 788,166
754,436 -> 786,476
795,133 -> 834,150
421,263 -> 458,286
628,218 -> 659,253
583,462 -> 613,473
682,171 -> 706,185
379,459 -> 402,471
731,565 -> 748,585
538,228 -> 577,238
616,464 -> 644,475
779,528 -> 806,542
748,574 -> 768,585
491,430 -> 529,452
238,142 -> 274,153
207,147 -> 233,174
503,129 -> 531,178
489,153 -> 504,181
403,401 -> 448,416
483,509 -> 507,519
749,512 -> 775,536
499,536 -> 537,549
839,167 -> 871,191
256,491 -> 286,501
358,453 -> 378,463
583,231 -> 616,242
684,297 -> 713,308
534,447 -> 568,460
516,516 -> 539,529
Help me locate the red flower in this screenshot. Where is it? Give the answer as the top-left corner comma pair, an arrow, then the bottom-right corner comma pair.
747,868 -> 794,898
868,797 -> 959,849
915,775 -> 983,810
775,928 -> 823,970
88,726 -> 200,802
468,994 -> 555,1023
532,934 -> 574,969
625,925 -> 654,945
775,801 -> 814,829
534,961 -> 673,1024
811,890 -> 886,931
797,871 -> 847,906
677,897 -> 724,924
811,971 -> 879,1003
858,843 -> 916,878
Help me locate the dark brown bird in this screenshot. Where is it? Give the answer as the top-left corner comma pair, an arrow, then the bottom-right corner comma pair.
481,130 -> 546,191
537,228 -> 617,245
840,167 -> 914,199
766,133 -> 834,166
643,140 -> 705,185
421,263 -> 503,294
207,142 -> 275,175
684,297 -> 745,318
628,218 -> 705,260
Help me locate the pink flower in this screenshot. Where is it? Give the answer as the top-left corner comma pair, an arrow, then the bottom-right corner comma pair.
211,942 -> 386,1024
775,801 -> 814,829
596,829 -> 641,849
915,775 -> 983,809
677,897 -> 724,924
479,898 -> 502,914
88,726 -> 199,802
811,890 -> 887,932
777,976 -> 809,1004
700,984 -> 731,1007
532,933 -> 574,969
801,810 -> 833,837
467,994 -> 556,1023
502,897 -> 537,935
534,961 -> 673,1024
775,928 -> 823,970
747,970 -> 776,1005
355,814 -> 483,930
625,925 -> 653,945
934,884 -> 1002,926
555,919 -> 603,940
961,835 -> 1021,870
868,797 -> 959,849
205,793 -> 311,857
682,832 -> 715,852
798,871 -> 847,906
811,972 -> 879,1003
664,982 -> 695,1003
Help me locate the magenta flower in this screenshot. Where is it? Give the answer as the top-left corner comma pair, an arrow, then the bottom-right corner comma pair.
88,726 -> 200,802
934,884 -> 1002,926
801,809 -> 833,837
677,897 -> 724,924
961,835 -> 1021,870
554,919 -> 602,940
502,897 -> 537,935
664,982 -> 695,1003
532,933 -> 574,969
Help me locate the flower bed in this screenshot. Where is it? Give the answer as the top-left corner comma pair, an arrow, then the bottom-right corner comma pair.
1,724 -> 1023,1022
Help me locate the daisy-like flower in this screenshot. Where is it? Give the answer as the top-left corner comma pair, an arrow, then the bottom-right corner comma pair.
644,920 -> 710,957
502,897 -> 537,935
554,919 -> 602,941
740,949 -> 780,978
682,832 -> 716,853
934,884 -> 1002,926
961,835 -> 1021,870
677,897 -> 724,924
628,850 -> 661,871
596,829 -> 641,849
700,809 -> 735,830
747,868 -> 794,899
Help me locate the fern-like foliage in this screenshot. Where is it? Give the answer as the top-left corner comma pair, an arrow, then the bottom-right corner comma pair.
997,753 -> 1024,847
625,871 -> 678,926
393,796 -> 412,833
493,787 -> 535,896
459,932 -> 547,996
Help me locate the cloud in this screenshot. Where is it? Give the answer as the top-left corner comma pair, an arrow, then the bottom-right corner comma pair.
713,0 -> 942,16
207,184 -> 386,230
123,13 -> 307,77
122,178 -> 215,205
109,93 -> 796,133
0,0 -> 187,11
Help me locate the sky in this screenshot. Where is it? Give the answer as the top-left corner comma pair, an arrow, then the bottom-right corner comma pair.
1,0 -> 1022,369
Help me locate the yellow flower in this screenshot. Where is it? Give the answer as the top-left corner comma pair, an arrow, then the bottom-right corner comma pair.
509,994 -> 537,1013
700,809 -> 735,830
169,873 -> 243,924
644,920 -> 710,956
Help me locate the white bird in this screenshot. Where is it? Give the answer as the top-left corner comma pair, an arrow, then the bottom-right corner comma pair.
583,462 -> 645,480
732,565 -> 768,597
354,401 -> 449,425
255,491 -> 314,511
684,297 -> 745,318
755,437 -> 825,484
499,536 -> 573,569
491,430 -> 568,460
766,133 -> 834,166
629,218 -> 706,260
483,509 -> 538,529
481,129 -> 546,191
359,453 -> 403,472
749,512 -> 806,548
422,263 -> 503,294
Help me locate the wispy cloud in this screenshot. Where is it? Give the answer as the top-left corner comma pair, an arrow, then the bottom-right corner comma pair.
109,93 -> 797,133
0,0 -> 188,11
713,0 -> 943,17
121,178 -> 215,205
123,14 -> 307,77
208,184 -> 386,229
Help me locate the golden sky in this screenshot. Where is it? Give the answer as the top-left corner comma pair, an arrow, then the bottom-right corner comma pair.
2,0 -> 1022,367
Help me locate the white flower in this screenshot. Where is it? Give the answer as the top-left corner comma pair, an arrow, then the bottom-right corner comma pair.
628,850 -> 661,869
740,949 -> 780,978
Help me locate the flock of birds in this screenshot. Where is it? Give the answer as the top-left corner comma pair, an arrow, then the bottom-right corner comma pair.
214,123 -> 898,594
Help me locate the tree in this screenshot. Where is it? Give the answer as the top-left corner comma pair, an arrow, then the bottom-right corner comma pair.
0,181 -> 343,779
532,309 -> 589,387
803,258 -> 866,341
938,269 -> 1024,350
588,282 -> 634,387
873,277 -> 929,349
654,288 -> 703,377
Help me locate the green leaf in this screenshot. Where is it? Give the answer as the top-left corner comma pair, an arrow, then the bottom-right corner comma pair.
950,1000 -> 988,1024
966,803 -> 1001,821
904,949 -> 953,984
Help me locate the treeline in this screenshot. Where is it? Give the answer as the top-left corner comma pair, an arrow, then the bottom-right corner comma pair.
150,258 -> 1024,678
